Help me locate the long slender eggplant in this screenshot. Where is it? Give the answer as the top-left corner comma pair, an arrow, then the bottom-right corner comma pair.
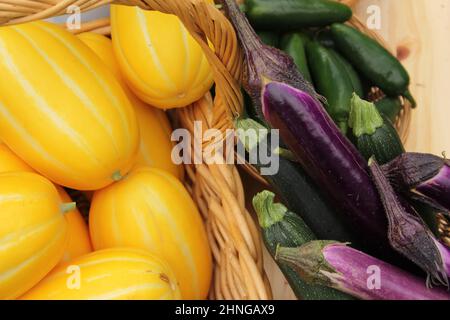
369,158 -> 450,285
382,153 -> 450,215
276,241 -> 450,300
219,0 -> 320,121
261,81 -> 389,255
235,117 -> 359,244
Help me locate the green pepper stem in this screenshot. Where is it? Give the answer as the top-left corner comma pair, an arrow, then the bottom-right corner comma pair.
403,90 -> 417,108
61,202 -> 76,214
252,191 -> 287,229
348,93 -> 384,137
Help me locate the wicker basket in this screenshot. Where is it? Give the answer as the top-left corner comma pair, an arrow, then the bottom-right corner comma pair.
0,0 -> 448,300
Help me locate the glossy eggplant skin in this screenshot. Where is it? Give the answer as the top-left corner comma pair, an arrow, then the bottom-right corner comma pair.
258,206 -> 353,300
245,126 -> 359,244
261,81 -> 390,256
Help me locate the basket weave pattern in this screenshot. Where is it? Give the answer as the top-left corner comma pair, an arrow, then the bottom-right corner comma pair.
0,0 -> 271,300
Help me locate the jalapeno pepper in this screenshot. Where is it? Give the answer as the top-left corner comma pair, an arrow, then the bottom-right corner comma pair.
316,29 -> 335,49
244,0 -> 352,30
280,33 -> 312,83
375,97 -> 403,123
329,49 -> 364,97
306,41 -> 354,134
330,23 -> 416,107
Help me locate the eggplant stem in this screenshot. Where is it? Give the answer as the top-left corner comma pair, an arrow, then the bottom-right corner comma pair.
369,158 -> 448,285
220,0 -> 264,59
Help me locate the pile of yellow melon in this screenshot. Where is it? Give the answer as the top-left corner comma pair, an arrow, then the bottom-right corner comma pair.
0,4 -> 214,300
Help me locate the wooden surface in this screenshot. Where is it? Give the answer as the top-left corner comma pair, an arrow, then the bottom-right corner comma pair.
354,0 -> 450,154
266,0 -> 450,300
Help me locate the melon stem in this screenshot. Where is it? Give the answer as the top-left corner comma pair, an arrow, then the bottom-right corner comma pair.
61,202 -> 76,214
112,171 -> 123,182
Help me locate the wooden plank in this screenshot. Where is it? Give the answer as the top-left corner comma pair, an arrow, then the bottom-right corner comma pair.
268,0 -> 450,300
354,0 -> 450,154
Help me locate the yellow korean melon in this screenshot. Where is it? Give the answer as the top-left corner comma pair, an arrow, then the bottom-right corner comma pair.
0,141 -> 34,172
56,188 -> 92,265
0,142 -> 92,265
77,32 -> 183,179
0,172 -> 68,299
89,166 -> 212,299
21,248 -> 180,300
111,2 -> 214,109
0,21 -> 139,190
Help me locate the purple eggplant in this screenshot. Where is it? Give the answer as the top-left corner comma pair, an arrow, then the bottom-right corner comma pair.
369,157 -> 450,285
261,81 -> 389,254
276,241 -> 450,300
219,0 -> 320,122
383,153 -> 450,215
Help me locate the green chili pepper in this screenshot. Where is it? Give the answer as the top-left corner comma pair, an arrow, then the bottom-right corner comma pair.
245,0 -> 352,30
306,41 -> 354,134
329,49 -> 364,97
330,23 -> 416,107
375,97 -> 403,123
280,32 -> 312,83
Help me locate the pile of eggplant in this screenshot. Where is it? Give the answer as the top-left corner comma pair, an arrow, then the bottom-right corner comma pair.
221,0 -> 450,300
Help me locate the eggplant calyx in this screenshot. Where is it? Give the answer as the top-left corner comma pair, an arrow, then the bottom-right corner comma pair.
382,153 -> 447,189
409,191 -> 450,218
348,93 -> 384,138
276,241 -> 340,287
369,157 -> 448,286
220,0 -> 320,120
